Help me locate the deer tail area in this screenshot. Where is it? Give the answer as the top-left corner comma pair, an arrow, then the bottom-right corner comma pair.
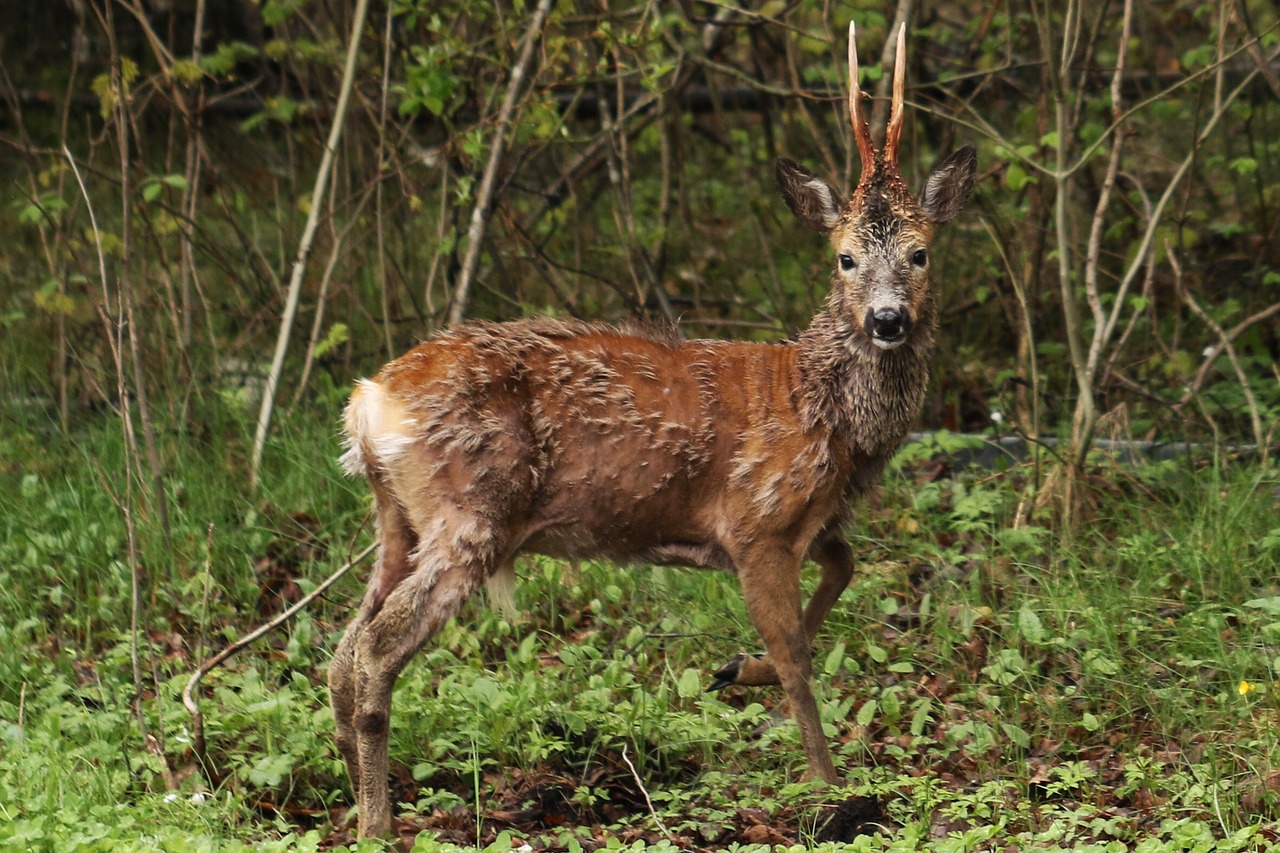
339,377 -> 520,617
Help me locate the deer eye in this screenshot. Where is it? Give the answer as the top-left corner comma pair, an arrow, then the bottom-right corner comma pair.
838,254 -> 856,271
911,248 -> 928,267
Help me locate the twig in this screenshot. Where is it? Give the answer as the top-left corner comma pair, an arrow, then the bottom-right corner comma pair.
620,743 -> 676,844
182,541 -> 376,773
870,0 -> 915,144
1169,241 -> 1267,462
596,50 -> 678,325
931,26 -> 1280,182
250,0 -> 371,489
980,215 -> 1043,526
448,0 -> 556,326
1229,0 -> 1280,100
1032,0 -> 1094,481
88,455 -> 152,747
97,0 -> 173,549
293,179 -> 377,404
1082,0 -> 1132,331
1091,50 -> 1268,373
66,108 -> 155,742
1178,301 -> 1280,407
375,5 -> 396,360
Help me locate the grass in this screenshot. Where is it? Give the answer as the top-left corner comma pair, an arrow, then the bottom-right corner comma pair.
0,398 -> 1278,852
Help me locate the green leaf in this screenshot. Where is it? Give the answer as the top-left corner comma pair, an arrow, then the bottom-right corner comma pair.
823,641 -> 846,677
171,58 -> 203,85
314,322 -> 350,359
881,688 -> 902,722
1017,606 -> 1045,645
856,699 -> 877,727
142,181 -> 163,203
1006,163 -> 1033,192
1229,157 -> 1258,176
1001,722 -> 1031,749
909,700 -> 932,737
18,203 -> 44,226
1081,712 -> 1101,732
1084,649 -> 1120,676
247,753 -> 293,787
676,668 -> 701,699
1244,597 -> 1280,616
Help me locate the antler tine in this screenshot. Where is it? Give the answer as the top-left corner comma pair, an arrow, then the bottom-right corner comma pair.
847,21 -> 876,179
884,22 -> 908,171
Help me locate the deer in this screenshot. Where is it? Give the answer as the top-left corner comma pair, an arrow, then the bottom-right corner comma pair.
329,22 -> 976,838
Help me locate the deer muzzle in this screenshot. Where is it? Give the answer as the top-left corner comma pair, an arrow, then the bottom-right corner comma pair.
864,306 -> 912,349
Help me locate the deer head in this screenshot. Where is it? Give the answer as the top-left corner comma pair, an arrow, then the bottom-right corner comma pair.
777,23 -> 976,351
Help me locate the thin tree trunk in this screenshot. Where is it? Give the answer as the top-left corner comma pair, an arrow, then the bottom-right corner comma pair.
180,0 -> 208,355
376,6 -> 395,360
447,0 -> 555,326
870,0 -> 915,145
250,0 -> 371,489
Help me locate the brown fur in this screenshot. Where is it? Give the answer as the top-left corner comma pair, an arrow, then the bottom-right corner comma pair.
330,32 -> 977,839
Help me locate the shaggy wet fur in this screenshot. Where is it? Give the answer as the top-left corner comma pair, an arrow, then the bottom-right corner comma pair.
330,56 -> 977,844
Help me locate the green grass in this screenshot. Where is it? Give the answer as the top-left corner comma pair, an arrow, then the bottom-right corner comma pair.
1,400 -> 1278,851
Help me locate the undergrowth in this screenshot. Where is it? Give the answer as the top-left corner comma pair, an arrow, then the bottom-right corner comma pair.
0,403 -> 1278,852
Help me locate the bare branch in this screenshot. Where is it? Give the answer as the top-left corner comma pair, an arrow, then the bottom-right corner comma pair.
448,0 -> 556,326
250,0 -> 371,489
1169,242 -> 1268,461
183,542 -> 376,775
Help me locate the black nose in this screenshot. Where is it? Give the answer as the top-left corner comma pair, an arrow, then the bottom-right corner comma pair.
865,307 -> 910,340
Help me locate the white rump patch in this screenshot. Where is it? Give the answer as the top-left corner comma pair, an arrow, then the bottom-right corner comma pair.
339,378 -> 418,476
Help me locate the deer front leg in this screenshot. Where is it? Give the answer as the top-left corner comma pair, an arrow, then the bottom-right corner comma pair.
710,535 -> 853,689
733,542 -> 840,783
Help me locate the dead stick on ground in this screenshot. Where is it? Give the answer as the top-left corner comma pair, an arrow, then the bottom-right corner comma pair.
182,542 -> 376,772
620,743 -> 675,844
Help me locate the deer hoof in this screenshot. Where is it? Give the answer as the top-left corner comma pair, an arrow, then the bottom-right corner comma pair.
707,653 -> 763,691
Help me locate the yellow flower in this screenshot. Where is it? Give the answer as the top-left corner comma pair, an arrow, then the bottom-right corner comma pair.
1238,679 -> 1258,696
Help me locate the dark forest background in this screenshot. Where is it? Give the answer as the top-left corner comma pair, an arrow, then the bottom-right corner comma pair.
1,2 -> 1279,849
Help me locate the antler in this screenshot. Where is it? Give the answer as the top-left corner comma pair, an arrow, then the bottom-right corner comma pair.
883,23 -> 907,171
847,22 -> 876,178
849,22 -> 909,186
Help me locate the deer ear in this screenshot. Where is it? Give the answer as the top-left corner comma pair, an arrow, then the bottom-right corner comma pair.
776,158 -> 845,233
920,145 -> 977,224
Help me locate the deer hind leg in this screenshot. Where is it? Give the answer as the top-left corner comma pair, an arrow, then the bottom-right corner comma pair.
710,534 -> 853,690
351,503 -> 508,839
330,470 -> 418,808
329,618 -> 364,799
732,542 -> 840,783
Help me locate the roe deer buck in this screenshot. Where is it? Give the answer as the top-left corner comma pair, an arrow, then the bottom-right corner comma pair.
330,22 -> 975,838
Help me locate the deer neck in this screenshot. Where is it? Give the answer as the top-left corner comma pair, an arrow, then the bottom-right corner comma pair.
795,295 -> 937,459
